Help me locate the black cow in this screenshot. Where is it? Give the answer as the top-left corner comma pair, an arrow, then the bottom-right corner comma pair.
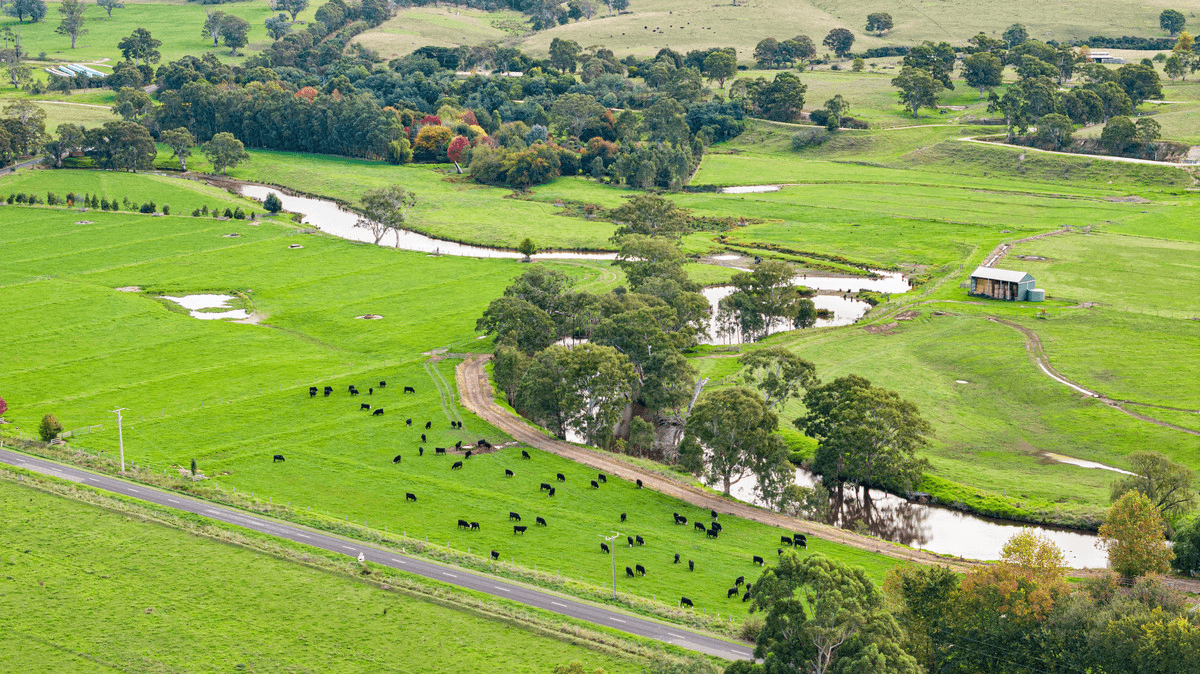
470,522 -> 479,530
455,441 -> 462,449
735,575 -> 745,586
350,389 -> 359,397
373,409 -> 384,416
707,528 -> 719,539
674,514 -> 687,525
513,525 -> 527,534
421,434 -> 427,443
309,387 -> 317,397
406,418 -> 412,426
406,493 -> 417,502
419,447 -> 424,456
601,543 -> 610,554
635,564 -> 646,576
504,469 -> 514,477
464,450 -> 472,460
781,536 -> 793,546
392,454 -> 402,464
753,555 -> 765,566
379,381 -> 387,388
636,479 -> 643,489
521,450 -> 531,460
457,519 -> 469,529
536,516 -> 547,526
273,454 -> 285,462
477,439 -> 491,448
598,473 -> 607,483
694,522 -> 707,533
627,536 -> 634,548
591,480 -> 599,489
711,509 -> 718,520
620,512 -> 627,522
547,487 -> 555,497
404,386 -> 415,394
680,597 -> 694,608
674,553 -> 680,564
435,447 -> 446,454
743,591 -> 752,602
491,550 -> 499,560
711,522 -> 722,532
688,560 -> 695,572
361,403 -> 371,410
451,461 -> 463,470
625,567 -> 635,578
540,483 -> 552,491
794,533 -> 808,548
635,535 -> 645,546
778,548 -> 784,555
509,512 -> 521,521
425,421 -> 432,430
727,587 -> 740,599
323,386 -> 332,396
368,388 -> 373,395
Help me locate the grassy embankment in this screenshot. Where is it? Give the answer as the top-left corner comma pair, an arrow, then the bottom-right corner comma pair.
0,200 -> 901,619
0,474 -> 651,673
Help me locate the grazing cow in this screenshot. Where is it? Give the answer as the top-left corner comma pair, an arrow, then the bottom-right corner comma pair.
406,419 -> 412,427
361,403 -> 372,411
745,583 -> 752,593
392,454 -> 402,464
478,439 -> 490,448
674,514 -> 687,525
406,492 -> 417,502
349,386 -> 356,393
627,536 -> 634,548
421,434 -> 427,443
674,553 -> 680,564
379,381 -> 387,388
504,469 -> 514,477
521,450 -> 531,460
694,522 -> 707,533
635,535 -> 645,546
547,487 -> 555,497
513,525 -> 527,534
425,421 -> 432,430
600,543 -> 609,554
419,447 -> 424,456
626,566 -> 635,578
404,386 -> 415,394
707,528 -> 719,539
794,533 -> 808,548
350,389 -> 359,397
727,587 -> 740,599
373,409 -> 384,416
743,591 -> 752,602
635,564 -> 646,576
711,522 -> 722,532
470,522 -> 479,530
735,575 -> 745,586
509,512 -> 521,521
451,461 -> 463,470
688,560 -> 695,572
540,483 -> 552,491
536,516 -> 547,526
753,555 -> 765,566
781,536 -> 793,546
680,597 -> 694,608
636,479 -> 643,489
598,473 -> 607,483
620,513 -> 627,523
435,447 -> 446,455
368,388 -> 373,395
464,450 -> 472,460
491,550 -> 499,560
591,480 -> 599,489
457,519 -> 469,529
273,454 -> 285,462
309,387 -> 317,397
323,386 -> 332,396
455,440 -> 462,449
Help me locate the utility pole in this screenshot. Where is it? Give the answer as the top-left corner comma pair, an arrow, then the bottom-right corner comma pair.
602,532 -> 621,598
112,408 -> 127,472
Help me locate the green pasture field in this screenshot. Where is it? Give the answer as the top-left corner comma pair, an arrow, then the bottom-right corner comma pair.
0,168 -> 264,214
0,479 -> 645,673
0,203 -> 899,617
352,5 -> 526,60
0,98 -> 113,129
515,0 -> 1190,59
0,0 -> 312,73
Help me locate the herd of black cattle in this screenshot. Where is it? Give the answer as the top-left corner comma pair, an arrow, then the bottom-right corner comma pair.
291,380 -> 813,609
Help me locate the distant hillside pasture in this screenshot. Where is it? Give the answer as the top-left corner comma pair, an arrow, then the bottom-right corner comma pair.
351,6 -> 526,60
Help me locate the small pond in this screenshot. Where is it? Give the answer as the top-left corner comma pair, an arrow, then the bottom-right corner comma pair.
721,185 -> 782,194
161,294 -> 249,320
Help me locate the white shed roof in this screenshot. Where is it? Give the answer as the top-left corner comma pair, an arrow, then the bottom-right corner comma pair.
971,266 -> 1032,283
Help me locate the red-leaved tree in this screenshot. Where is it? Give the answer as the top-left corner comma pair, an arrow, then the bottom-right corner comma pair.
460,110 -> 478,126
419,114 -> 441,127
0,394 -> 7,418
447,136 -> 470,173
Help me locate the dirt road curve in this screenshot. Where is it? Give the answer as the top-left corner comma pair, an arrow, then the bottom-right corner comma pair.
455,354 -> 979,573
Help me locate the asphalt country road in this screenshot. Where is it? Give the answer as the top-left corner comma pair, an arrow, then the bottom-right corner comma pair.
0,447 -> 754,662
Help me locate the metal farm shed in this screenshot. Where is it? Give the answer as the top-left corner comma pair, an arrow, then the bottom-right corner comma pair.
969,267 -> 1044,301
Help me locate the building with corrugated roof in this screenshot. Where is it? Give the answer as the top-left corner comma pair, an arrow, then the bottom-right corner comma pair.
969,267 -> 1044,301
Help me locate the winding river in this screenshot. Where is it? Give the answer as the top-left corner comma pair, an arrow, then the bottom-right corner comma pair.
239,181 -> 1106,567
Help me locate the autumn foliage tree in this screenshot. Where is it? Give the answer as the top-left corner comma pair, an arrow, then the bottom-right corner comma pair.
413,125 -> 453,161
0,394 -> 7,419
1098,491 -> 1175,578
447,135 -> 470,172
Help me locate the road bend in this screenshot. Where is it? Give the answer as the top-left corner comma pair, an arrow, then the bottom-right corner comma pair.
0,447 -> 754,661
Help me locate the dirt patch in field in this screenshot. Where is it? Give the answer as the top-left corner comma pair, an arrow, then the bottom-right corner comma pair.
864,321 -> 899,334
895,310 -> 920,321
356,314 -> 384,320
1104,195 -> 1151,203
1069,302 -> 1100,309
115,286 -> 141,292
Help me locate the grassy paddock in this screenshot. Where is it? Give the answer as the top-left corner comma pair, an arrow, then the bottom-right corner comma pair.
0,168 -> 264,214
352,5 -> 525,59
0,477 -> 646,673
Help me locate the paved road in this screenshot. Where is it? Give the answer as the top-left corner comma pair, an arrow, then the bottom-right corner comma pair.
0,447 -> 754,661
